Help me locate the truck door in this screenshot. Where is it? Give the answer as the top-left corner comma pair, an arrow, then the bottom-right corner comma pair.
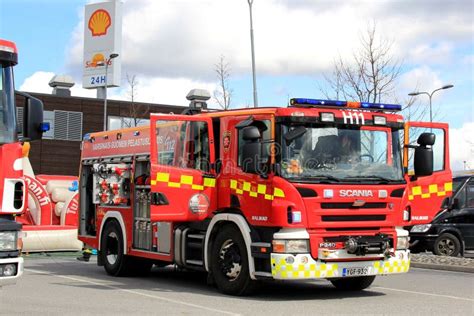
149,114 -> 216,222
404,122 -> 452,224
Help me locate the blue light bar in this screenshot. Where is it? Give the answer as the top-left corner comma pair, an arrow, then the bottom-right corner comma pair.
360,102 -> 402,111
290,98 -> 346,107
290,98 -> 401,112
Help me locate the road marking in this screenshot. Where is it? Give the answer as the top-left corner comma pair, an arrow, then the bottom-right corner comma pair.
26,268 -> 240,316
373,286 -> 474,302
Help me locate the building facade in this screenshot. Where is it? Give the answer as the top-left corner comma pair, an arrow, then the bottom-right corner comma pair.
16,92 -> 183,176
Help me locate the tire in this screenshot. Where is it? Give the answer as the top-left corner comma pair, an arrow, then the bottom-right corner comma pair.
101,220 -> 132,276
330,276 -> 376,291
433,233 -> 461,257
210,225 -> 256,296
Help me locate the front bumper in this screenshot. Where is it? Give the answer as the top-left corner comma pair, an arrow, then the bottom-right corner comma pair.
271,250 -> 410,280
0,256 -> 24,287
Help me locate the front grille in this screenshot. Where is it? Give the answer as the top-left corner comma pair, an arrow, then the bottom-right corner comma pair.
321,202 -> 386,209
326,227 -> 380,231
322,215 -> 386,222
13,182 -> 24,209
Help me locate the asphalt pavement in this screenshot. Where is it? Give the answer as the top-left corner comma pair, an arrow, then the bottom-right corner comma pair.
1,255 -> 473,315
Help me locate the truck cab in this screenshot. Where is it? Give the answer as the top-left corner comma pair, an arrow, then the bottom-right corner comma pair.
0,39 -> 46,286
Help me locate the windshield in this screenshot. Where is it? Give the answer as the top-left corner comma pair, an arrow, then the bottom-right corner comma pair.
0,65 -> 17,144
452,177 -> 467,193
281,124 -> 404,182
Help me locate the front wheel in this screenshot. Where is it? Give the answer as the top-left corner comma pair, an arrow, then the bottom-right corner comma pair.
330,276 -> 376,291
210,225 -> 256,296
433,233 -> 461,257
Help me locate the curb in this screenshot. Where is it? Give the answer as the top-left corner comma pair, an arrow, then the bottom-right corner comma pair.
411,262 -> 474,273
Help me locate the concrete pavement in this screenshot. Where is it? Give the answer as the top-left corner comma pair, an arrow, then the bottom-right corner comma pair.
1,255 -> 473,315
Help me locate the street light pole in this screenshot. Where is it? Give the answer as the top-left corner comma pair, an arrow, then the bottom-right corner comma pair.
103,53 -> 119,131
247,0 -> 258,108
408,84 -> 454,123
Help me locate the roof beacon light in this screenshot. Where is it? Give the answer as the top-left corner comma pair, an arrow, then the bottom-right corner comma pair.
320,112 -> 335,122
373,116 -> 387,125
290,98 -> 401,112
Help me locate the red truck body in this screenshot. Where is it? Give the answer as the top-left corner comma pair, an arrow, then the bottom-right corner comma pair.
78,93 -> 451,295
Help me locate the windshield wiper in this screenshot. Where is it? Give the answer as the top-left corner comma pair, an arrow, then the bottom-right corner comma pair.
296,175 -> 340,182
343,176 -> 401,183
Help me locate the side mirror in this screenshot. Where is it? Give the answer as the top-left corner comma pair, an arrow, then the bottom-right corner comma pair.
242,125 -> 261,141
241,126 -> 261,174
417,132 -> 435,146
450,198 -> 460,210
414,132 -> 435,177
284,126 -> 307,145
441,197 -> 451,209
23,94 -> 46,141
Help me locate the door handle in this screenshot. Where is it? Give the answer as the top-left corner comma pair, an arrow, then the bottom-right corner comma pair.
151,192 -> 169,205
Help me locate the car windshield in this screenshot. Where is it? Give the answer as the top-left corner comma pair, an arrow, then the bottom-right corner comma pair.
281,124 -> 404,182
452,177 -> 467,193
0,65 -> 17,144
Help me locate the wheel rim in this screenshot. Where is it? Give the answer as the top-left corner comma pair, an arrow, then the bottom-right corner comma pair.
106,231 -> 119,265
437,238 -> 455,256
218,239 -> 242,282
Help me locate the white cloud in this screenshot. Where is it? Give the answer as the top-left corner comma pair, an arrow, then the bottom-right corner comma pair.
450,122 -> 474,171
408,42 -> 454,65
66,0 -> 473,83
399,66 -> 444,94
19,71 -> 56,94
19,71 -> 97,98
109,76 -> 217,107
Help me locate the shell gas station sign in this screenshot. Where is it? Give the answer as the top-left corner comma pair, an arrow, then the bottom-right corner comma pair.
83,1 -> 122,89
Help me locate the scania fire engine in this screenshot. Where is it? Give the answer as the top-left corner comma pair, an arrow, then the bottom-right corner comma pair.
0,39 -> 47,286
79,90 -> 451,295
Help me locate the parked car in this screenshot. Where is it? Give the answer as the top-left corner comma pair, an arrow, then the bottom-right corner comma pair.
410,173 -> 474,256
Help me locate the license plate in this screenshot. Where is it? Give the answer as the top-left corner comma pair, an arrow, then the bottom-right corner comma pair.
342,267 -> 369,277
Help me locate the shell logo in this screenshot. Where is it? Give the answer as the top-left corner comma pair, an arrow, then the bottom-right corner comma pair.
85,53 -> 106,68
88,9 -> 111,36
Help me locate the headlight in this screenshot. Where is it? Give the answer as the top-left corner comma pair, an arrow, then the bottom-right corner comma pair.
0,231 -> 18,251
397,236 -> 409,250
272,239 -> 309,253
411,224 -> 432,233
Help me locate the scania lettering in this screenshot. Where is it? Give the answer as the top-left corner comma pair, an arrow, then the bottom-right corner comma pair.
339,190 -> 374,197
78,90 -> 451,295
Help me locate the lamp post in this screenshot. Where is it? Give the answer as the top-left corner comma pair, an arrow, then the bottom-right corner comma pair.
103,53 -> 119,131
408,84 -> 454,123
247,0 -> 258,108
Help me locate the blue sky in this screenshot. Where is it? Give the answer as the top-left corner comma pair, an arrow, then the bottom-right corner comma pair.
1,0 -> 473,169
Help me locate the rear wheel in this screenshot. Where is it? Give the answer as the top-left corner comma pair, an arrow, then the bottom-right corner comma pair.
433,233 -> 461,257
101,220 -> 130,276
330,276 -> 376,291
101,220 -> 153,276
210,225 -> 256,296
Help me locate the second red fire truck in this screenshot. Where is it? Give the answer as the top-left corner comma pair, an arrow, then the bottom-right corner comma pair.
78,90 -> 451,295
0,39 -> 47,286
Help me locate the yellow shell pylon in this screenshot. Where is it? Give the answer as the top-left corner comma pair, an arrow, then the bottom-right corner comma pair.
88,9 -> 111,36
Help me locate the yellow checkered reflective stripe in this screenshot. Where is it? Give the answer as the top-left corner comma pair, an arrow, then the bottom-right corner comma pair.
230,179 -> 285,200
270,254 -> 410,279
151,172 -> 216,190
271,258 -> 339,278
373,260 -> 410,274
408,182 -> 452,201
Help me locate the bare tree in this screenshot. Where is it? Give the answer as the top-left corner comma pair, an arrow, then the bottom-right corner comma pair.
320,22 -> 402,104
213,55 -> 232,110
123,73 -> 149,128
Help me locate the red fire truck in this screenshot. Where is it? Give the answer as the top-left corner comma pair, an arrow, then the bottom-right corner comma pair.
0,39 -> 47,286
78,90 -> 451,295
